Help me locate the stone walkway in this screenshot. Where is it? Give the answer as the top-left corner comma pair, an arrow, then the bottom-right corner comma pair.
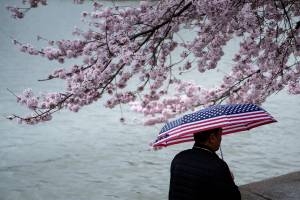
240,171 -> 300,200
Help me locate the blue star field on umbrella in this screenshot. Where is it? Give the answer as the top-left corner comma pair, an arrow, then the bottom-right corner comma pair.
159,104 -> 262,135
159,118 -> 182,135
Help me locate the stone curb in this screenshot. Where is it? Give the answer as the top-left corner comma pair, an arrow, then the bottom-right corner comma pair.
240,171 -> 300,200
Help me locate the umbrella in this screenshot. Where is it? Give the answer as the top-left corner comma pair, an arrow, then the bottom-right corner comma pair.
152,104 -> 277,148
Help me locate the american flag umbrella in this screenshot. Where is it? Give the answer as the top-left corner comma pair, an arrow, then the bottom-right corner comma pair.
152,104 -> 277,148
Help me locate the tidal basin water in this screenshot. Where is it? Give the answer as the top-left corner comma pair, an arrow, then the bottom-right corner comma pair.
0,1 -> 300,200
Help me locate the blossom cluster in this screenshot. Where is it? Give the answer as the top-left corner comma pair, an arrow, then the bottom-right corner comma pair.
7,0 -> 300,125
6,0 -> 47,19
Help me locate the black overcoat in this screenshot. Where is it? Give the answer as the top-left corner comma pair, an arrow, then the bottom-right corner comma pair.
169,146 -> 241,200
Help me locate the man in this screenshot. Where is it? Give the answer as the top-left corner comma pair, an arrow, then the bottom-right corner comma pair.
169,128 -> 241,200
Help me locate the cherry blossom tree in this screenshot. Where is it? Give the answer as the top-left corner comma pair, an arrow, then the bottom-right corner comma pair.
6,0 -> 300,125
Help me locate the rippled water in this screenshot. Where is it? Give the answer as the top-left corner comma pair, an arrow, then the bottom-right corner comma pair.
0,1 -> 299,200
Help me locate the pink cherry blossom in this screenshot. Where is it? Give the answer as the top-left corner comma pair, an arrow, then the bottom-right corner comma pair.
5,0 -> 300,125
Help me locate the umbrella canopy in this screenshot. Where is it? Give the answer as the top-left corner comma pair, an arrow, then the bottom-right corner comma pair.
152,104 -> 277,148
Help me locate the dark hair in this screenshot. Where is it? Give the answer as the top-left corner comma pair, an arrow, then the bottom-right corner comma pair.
193,128 -> 221,144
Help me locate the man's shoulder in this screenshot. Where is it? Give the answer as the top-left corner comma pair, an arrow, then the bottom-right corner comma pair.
171,149 -> 193,167
174,149 -> 193,157
172,148 -> 226,166
172,149 -> 195,161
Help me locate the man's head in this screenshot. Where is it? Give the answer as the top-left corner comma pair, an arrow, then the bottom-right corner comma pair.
193,128 -> 222,152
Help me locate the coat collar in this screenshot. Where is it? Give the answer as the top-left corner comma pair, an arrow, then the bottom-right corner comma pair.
192,144 -> 215,154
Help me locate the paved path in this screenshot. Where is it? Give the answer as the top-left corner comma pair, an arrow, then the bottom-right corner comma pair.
240,171 -> 300,200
